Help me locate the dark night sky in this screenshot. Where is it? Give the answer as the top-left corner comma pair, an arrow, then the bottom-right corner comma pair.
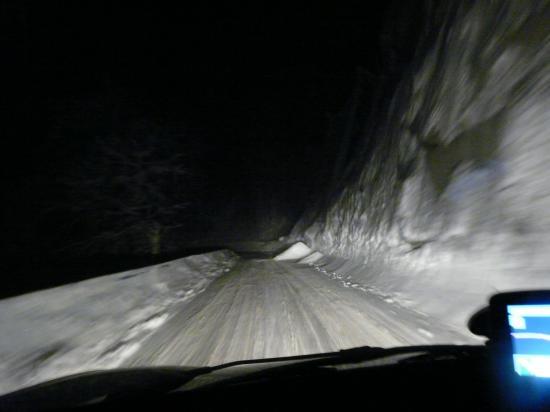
2,1 -> 423,290
6,1 -> 392,164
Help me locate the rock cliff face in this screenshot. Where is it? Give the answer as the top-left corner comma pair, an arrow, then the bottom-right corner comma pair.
295,1 -> 550,327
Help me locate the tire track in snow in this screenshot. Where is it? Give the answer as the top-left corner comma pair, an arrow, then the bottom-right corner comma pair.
126,259 -> 471,368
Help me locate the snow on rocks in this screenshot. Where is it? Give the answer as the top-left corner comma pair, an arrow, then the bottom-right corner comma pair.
273,242 -> 312,261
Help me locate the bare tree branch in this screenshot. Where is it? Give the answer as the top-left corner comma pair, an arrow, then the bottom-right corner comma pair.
58,127 -> 193,255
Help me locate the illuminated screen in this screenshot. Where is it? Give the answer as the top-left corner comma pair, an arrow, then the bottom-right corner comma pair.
508,305 -> 550,378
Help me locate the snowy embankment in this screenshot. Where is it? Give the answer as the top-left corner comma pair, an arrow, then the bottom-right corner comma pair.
277,242 -> 484,339
0,250 -> 238,396
300,252 -> 492,336
300,247 -> 550,339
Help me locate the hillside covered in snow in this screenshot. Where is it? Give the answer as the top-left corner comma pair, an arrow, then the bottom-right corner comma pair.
293,1 -> 550,331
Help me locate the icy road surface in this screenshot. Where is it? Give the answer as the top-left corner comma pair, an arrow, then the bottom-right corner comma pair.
126,259 -> 472,367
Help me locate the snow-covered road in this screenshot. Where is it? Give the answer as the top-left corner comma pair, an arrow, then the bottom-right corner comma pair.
126,259 -> 471,367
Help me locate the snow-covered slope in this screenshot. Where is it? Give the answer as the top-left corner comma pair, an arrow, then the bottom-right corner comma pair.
0,250 -> 238,396
294,1 -> 550,332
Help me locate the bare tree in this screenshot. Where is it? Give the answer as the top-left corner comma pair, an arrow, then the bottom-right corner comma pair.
62,125 -> 191,255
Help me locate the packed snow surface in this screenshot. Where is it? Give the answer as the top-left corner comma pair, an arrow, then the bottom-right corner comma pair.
126,258 -> 472,368
0,250 -> 238,395
1,245 -> 476,397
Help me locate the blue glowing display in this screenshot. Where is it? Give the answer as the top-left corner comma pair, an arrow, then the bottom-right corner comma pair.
508,305 -> 550,378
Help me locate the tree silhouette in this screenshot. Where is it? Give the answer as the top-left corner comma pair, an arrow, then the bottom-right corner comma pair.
62,124 -> 191,255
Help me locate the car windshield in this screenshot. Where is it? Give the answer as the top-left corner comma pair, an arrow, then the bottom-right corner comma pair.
2,0 -> 549,396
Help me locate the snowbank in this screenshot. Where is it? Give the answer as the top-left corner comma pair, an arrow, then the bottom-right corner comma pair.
0,250 -> 238,396
298,251 -> 324,265
273,242 -> 312,261
301,247 -> 542,336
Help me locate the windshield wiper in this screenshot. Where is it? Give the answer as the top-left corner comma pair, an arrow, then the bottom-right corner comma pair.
178,344 -> 485,392
203,344 -> 483,371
